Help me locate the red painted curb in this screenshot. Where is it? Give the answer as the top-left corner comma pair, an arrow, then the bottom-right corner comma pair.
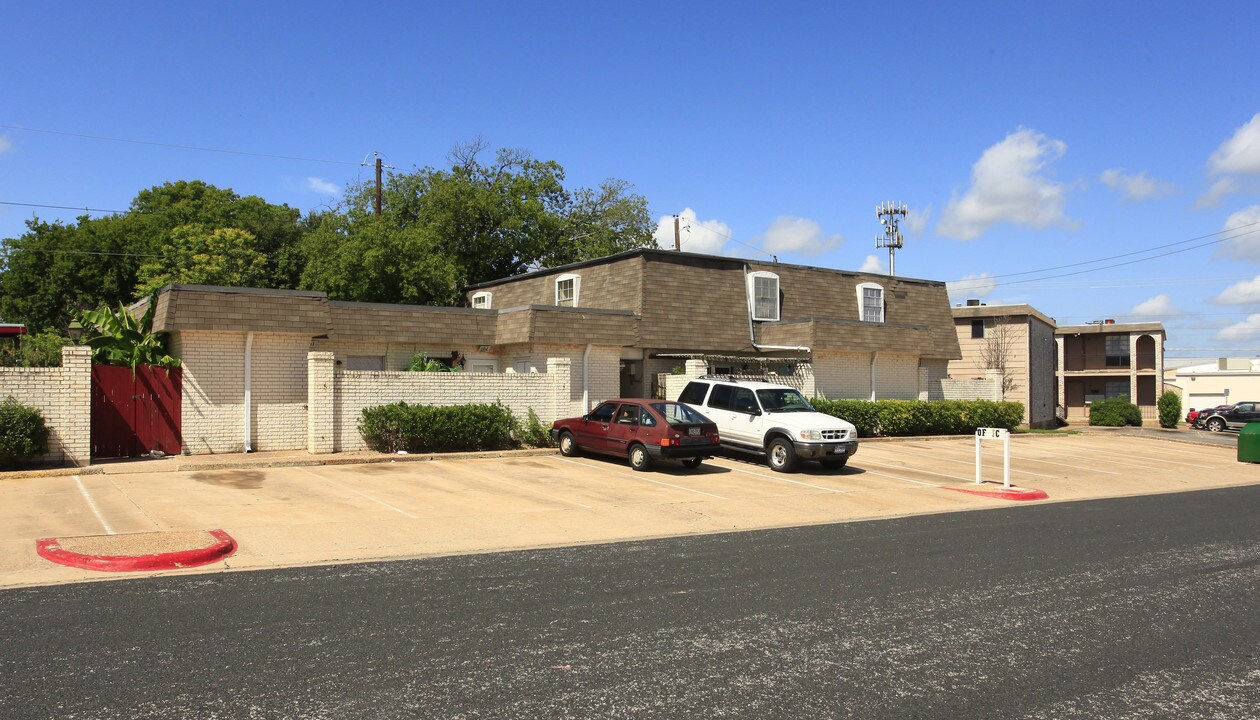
942,486 -> 1049,501
35,529 -> 237,572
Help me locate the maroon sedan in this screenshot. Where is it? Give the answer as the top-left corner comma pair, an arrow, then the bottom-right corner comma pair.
551,399 -> 720,471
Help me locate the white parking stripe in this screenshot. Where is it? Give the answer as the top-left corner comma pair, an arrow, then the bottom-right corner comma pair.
855,459 -> 974,483
551,456 -> 728,500
857,468 -> 942,488
74,475 -> 115,535
869,443 -> 1068,478
297,468 -> 420,519
455,462 -> 595,510
705,459 -> 849,493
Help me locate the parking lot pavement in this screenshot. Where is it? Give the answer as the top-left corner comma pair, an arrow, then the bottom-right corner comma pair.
2,433 -> 1257,588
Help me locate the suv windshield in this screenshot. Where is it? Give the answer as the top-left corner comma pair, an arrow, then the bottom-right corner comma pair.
756,388 -> 813,413
650,402 -> 711,426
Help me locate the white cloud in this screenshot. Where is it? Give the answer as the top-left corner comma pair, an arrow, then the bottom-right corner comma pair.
306,176 -> 340,195
1218,313 -> 1260,342
1214,274 -> 1260,305
0,136 -> 11,155
1208,112 -> 1260,176
904,205 -> 930,237
1195,177 -> 1240,208
946,272 -> 997,303
1130,294 -> 1180,318
859,254 -> 884,273
653,208 -> 731,255
938,128 -> 1074,240
1099,168 -> 1175,201
759,216 -> 843,256
1215,205 -> 1260,263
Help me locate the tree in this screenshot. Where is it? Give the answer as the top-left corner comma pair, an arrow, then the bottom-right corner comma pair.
0,181 -> 305,332
1158,390 -> 1181,429
978,317 -> 1020,396
136,225 -> 271,295
299,143 -> 654,302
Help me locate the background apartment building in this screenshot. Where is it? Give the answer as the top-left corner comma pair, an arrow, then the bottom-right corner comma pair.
949,302 -> 1058,428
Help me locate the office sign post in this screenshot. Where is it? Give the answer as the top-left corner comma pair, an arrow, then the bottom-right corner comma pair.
975,427 -> 1011,488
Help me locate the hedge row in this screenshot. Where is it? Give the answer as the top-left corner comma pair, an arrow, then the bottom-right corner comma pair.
360,401 -> 518,453
1088,395 -> 1143,427
810,399 -> 1025,437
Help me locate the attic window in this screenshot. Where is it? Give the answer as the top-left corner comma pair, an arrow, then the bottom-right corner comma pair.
747,271 -> 780,321
556,274 -> 581,307
471,291 -> 492,309
857,282 -> 884,323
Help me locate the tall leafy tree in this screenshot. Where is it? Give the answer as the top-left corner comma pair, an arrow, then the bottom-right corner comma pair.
300,143 -> 654,302
136,225 -> 271,295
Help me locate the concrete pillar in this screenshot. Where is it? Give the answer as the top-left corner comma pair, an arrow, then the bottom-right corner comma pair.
59,346 -> 93,467
1055,336 -> 1066,413
307,351 -> 335,454
1129,333 -> 1139,404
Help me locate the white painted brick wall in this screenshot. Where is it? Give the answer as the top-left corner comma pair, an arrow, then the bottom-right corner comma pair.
876,353 -> 920,400
813,350 -> 872,399
0,346 -> 91,466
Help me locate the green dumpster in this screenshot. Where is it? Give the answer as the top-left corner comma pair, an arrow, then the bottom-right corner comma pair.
1239,422 -> 1260,463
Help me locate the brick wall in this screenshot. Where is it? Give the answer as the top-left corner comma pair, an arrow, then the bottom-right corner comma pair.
327,357 -> 571,452
813,350 -> 873,399
0,346 -> 91,466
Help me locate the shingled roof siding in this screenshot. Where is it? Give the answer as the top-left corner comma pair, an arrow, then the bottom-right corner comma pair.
329,303 -> 496,344
495,310 -> 534,344
469,256 -> 645,311
160,288 -> 331,335
529,311 -> 637,346
639,256 -> 752,351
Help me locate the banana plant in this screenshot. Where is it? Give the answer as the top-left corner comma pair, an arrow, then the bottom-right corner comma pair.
75,295 -> 181,372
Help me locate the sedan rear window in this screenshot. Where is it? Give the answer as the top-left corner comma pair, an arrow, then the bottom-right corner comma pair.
649,402 -> 711,426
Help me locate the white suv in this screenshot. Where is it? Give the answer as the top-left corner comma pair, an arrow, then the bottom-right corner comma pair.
677,377 -> 858,472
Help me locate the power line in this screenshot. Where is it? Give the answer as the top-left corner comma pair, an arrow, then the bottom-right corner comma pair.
0,124 -> 360,167
949,225 -> 1260,292
1,200 -> 128,214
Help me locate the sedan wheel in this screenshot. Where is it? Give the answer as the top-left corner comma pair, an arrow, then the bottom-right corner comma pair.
629,444 -> 651,472
558,431 -> 579,456
1207,418 -> 1226,432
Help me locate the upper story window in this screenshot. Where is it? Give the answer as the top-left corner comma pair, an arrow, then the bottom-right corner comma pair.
971,319 -> 985,339
471,291 -> 492,309
1105,335 -> 1130,367
747,271 -> 780,321
556,273 -> 581,307
857,282 -> 884,323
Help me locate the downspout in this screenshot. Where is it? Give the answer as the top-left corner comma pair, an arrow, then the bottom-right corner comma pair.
743,263 -> 810,354
870,351 -> 878,401
244,331 -> 254,452
582,343 -> 592,412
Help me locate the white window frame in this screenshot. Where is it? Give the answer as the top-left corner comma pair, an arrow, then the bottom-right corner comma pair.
471,291 -> 492,309
467,359 -> 498,373
857,282 -> 885,323
747,271 -> 780,321
555,273 -> 581,307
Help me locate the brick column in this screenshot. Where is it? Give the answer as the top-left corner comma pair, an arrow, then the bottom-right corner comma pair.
546,357 -> 572,422
1055,336 -> 1065,415
307,351 -> 335,453
59,346 -> 93,467
1129,333 -> 1139,403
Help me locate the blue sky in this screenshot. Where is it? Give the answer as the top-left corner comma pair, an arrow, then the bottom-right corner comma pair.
3,2 -> 1260,364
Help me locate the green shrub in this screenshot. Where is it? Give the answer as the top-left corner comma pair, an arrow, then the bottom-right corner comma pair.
810,398 -> 1024,437
1089,395 -> 1142,427
0,397 -> 50,468
517,407 -> 553,448
1157,390 -> 1181,429
0,331 -> 70,368
406,353 -> 457,372
359,401 -> 516,453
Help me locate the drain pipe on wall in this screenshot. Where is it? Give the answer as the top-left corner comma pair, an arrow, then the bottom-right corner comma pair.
243,331 -> 254,452
582,343 -> 592,412
743,263 -> 810,355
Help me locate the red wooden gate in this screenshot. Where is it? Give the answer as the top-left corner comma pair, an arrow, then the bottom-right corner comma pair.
91,365 -> 183,459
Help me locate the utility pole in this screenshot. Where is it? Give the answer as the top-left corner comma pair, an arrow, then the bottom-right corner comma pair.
673,215 -> 681,251
361,152 -> 394,216
875,202 -> 908,276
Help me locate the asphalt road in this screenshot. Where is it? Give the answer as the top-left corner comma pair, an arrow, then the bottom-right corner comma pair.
2,487 -> 1258,719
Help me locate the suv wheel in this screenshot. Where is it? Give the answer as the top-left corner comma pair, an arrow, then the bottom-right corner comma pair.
628,444 -> 652,472
766,437 -> 797,473
558,431 -> 579,456
1206,417 -> 1226,432
819,457 -> 848,470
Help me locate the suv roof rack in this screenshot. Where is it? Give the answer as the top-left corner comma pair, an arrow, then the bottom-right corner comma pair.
698,374 -> 772,382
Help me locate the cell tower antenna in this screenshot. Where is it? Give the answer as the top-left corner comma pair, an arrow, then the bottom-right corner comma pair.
875,202 -> 908,276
